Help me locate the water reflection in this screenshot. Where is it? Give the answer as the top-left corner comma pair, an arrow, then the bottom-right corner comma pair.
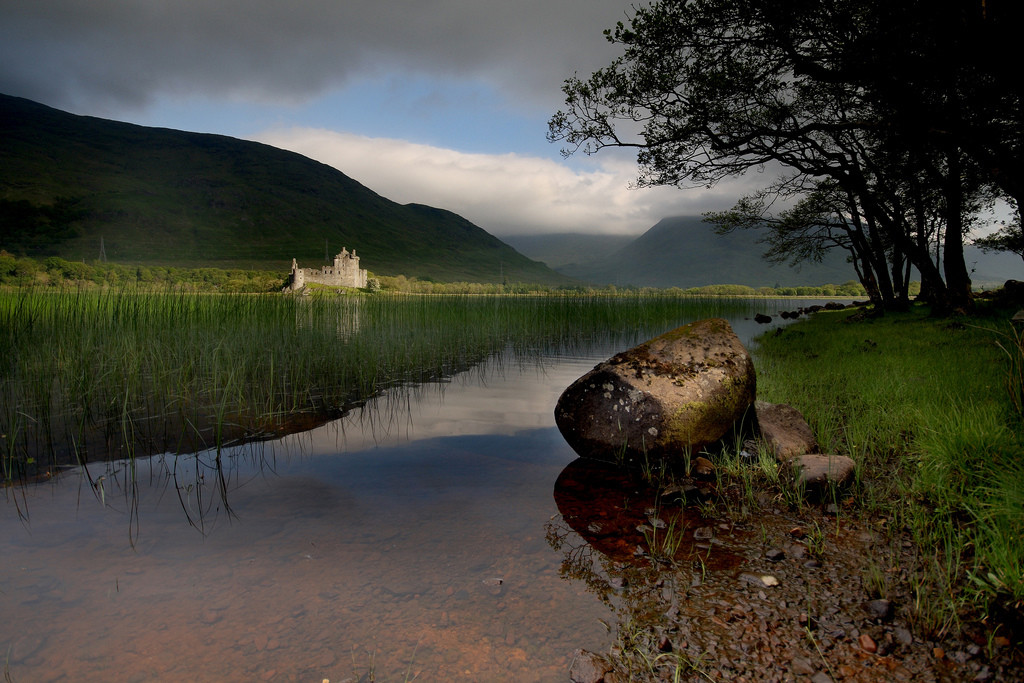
0,301 -> 818,680
1,353 -> 615,681
551,457 -> 742,571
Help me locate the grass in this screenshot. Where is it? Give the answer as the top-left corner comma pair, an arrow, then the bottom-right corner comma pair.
753,301 -> 1024,636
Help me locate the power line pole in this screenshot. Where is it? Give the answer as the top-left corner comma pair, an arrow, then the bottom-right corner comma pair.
99,236 -> 107,262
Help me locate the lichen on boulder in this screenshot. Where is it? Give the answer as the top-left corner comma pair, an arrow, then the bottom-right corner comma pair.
554,318 -> 756,465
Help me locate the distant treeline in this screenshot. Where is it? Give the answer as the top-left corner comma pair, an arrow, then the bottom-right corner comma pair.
1,251 -> 875,297
0,251 -> 288,292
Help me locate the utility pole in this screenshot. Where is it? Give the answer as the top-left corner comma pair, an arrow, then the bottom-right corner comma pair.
325,238 -> 329,263
99,236 -> 107,262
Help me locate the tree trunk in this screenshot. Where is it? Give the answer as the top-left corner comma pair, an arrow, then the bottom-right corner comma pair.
942,149 -> 973,312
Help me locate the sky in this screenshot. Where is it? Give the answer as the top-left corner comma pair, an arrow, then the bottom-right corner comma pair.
0,0 -> 766,237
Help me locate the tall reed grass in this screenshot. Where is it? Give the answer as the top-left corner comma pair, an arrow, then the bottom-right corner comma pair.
0,288 -> 766,482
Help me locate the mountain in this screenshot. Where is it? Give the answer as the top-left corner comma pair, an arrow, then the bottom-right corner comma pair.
0,93 -> 570,284
505,217 -> 1022,289
498,232 -> 634,271
964,246 -> 1022,288
506,216 -> 857,288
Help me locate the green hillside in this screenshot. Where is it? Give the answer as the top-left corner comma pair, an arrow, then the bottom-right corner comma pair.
0,93 -> 570,284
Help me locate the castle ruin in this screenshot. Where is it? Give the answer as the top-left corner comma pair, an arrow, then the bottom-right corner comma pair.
289,247 -> 368,290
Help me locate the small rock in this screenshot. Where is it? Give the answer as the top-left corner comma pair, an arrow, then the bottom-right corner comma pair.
810,672 -> 833,683
693,456 -> 715,477
740,573 -> 779,587
859,633 -> 878,653
797,613 -> 817,630
754,313 -> 773,323
792,657 -> 816,675
793,454 -> 856,497
569,649 -> 609,683
693,526 -> 714,541
482,577 -> 503,586
755,401 -> 819,459
864,598 -> 894,621
765,548 -> 786,562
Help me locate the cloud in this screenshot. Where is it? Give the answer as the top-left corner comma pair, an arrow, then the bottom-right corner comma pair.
254,127 -> 757,236
0,1 -> 776,234
0,0 -> 629,114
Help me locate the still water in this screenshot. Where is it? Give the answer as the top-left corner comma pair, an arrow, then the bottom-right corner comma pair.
1,305 -> 800,681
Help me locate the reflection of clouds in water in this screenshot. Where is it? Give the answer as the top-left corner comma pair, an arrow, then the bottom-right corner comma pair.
294,302 -> 821,456
300,353 -> 601,454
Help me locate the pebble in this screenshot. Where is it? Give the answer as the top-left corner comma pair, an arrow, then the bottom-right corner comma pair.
859,633 -> 878,653
864,598 -> 894,621
693,456 -> 715,476
765,548 -> 786,562
569,649 -> 607,683
792,657 -> 815,675
739,573 -> 779,588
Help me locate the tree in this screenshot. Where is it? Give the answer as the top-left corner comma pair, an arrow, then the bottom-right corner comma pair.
706,178 -> 907,308
974,199 -> 1024,264
549,0 -> 1021,312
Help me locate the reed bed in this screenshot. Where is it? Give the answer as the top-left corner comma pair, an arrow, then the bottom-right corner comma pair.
1,289 -> 765,482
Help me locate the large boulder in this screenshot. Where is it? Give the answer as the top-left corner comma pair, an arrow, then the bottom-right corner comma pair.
554,318 -> 756,464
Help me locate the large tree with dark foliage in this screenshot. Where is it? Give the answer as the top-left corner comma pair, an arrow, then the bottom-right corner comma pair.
549,0 -> 1022,312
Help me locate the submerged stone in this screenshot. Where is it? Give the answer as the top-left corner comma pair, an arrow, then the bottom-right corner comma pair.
554,318 -> 755,465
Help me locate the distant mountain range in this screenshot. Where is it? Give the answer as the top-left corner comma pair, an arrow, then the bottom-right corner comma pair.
501,216 -> 1022,289
3,93 -> 1018,289
0,93 -> 568,284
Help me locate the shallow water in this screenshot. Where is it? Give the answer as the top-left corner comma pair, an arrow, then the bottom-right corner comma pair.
1,304 -> 807,681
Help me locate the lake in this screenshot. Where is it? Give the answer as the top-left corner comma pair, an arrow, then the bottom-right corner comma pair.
0,297 -> 807,681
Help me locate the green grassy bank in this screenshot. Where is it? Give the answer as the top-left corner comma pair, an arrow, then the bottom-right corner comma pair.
753,301 -> 1024,637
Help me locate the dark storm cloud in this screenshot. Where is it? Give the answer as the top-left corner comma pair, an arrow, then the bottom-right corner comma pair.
0,0 -> 632,113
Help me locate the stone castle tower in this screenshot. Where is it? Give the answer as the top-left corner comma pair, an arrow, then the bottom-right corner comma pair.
289,247 -> 368,290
